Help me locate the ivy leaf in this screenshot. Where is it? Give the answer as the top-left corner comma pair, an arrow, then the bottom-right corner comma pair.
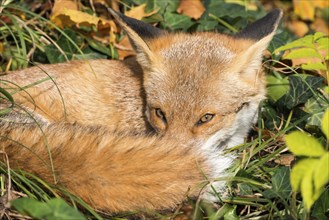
278,75 -> 324,109
223,205 -> 239,220
44,29 -> 80,63
311,189 -> 329,220
11,198 -> 86,220
285,131 -> 325,157
304,86 -> 329,128
266,75 -> 289,103
162,12 -> 194,31
263,167 -> 292,200
322,109 -> 329,139
46,198 -> 86,220
11,198 -> 52,219
303,86 -> 329,127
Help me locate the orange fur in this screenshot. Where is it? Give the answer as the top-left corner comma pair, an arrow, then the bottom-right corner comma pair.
0,9 -> 282,213
0,123 -> 210,212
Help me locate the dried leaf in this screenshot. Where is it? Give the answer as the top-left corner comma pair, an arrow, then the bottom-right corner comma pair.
125,4 -> 158,20
116,35 -> 135,60
51,0 -> 117,32
177,0 -> 205,20
311,18 -> 329,35
287,20 -> 309,37
274,154 -> 295,166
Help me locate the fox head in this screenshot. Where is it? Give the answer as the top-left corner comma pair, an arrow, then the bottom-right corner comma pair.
110,9 -> 282,147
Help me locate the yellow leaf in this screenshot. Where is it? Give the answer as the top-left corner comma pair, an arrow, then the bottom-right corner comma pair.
116,35 -> 135,60
225,0 -> 258,11
313,0 -> 329,8
125,4 -> 158,20
293,0 -> 315,20
52,0 -> 77,14
293,0 -> 329,21
177,0 -> 206,20
51,9 -> 100,28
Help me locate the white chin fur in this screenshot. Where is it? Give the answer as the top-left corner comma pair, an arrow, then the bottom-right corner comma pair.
200,102 -> 259,201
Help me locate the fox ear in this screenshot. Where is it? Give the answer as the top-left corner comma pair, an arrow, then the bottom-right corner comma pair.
234,9 -> 283,79
236,9 -> 283,41
108,8 -> 166,67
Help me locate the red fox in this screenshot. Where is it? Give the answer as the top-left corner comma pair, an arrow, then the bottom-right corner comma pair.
0,9 -> 283,212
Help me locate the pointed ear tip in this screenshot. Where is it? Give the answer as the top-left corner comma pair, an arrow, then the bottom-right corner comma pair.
270,8 -> 284,25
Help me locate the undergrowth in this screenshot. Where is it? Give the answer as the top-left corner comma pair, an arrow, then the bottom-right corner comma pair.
0,0 -> 328,219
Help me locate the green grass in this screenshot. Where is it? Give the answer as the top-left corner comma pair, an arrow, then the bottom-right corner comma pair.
0,0 -> 328,219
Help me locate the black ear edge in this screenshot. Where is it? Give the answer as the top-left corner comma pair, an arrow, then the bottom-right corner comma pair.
235,9 -> 283,41
107,8 -> 166,40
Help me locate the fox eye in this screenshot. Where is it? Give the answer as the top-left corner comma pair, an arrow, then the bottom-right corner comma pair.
155,108 -> 166,123
235,102 -> 249,113
196,113 -> 215,126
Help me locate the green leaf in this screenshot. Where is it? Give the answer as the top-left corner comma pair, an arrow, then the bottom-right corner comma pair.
196,18 -> 218,32
142,0 -> 178,14
162,12 -> 194,31
11,198 -> 52,219
44,29 -> 82,63
263,167 -> 292,200
204,1 -> 259,20
268,31 -> 296,54
285,131 -> 325,157
290,157 -> 327,211
74,53 -> 107,60
290,158 -> 318,191
314,32 -> 327,41
322,109 -> 329,139
86,39 -> 112,56
311,189 -> 329,220
238,183 -> 253,195
266,75 -> 289,102
278,75 -> 324,109
274,35 -> 314,53
46,198 -> 86,220
223,205 -> 239,220
314,153 -> 329,192
301,165 -> 323,211
11,198 -> 86,220
0,87 -> 14,115
44,45 -> 69,63
304,86 -> 329,128
317,37 -> 329,50
284,48 -> 322,60
301,62 -> 327,71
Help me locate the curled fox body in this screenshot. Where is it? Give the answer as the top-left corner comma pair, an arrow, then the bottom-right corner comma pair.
0,9 -> 282,212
